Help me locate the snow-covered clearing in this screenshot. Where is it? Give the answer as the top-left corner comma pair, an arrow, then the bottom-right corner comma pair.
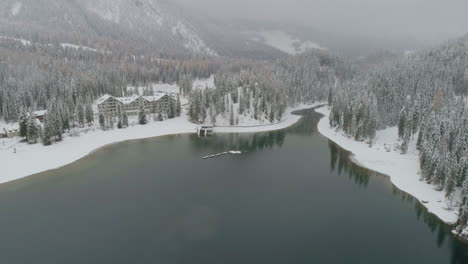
10,1 -> 22,16
171,22 -> 218,56
0,104 -> 318,185
192,75 -> 215,90
215,102 -> 324,133
0,36 -> 107,54
253,30 -> 325,55
60,43 -> 98,52
0,36 -> 31,46
85,1 -> 121,24
128,83 -> 179,95
315,106 -> 460,225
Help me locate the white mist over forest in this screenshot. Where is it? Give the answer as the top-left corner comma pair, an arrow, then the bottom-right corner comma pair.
174,0 -> 468,44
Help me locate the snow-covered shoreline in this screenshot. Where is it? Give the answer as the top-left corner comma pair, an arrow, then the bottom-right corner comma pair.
0,103 -> 320,185
315,106 -> 459,225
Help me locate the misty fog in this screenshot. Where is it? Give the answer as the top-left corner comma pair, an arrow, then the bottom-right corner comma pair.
173,0 -> 468,44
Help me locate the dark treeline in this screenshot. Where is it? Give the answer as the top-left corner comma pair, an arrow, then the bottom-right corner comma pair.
328,36 -> 468,233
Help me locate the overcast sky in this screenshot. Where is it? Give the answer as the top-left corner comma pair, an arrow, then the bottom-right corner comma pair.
173,0 -> 468,43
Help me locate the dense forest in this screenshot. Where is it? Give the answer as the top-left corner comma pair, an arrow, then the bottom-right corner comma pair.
328,36 -> 468,234
188,51 -> 355,125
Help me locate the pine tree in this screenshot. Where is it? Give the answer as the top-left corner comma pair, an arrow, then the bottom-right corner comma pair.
176,96 -> 181,117
398,107 -> 407,139
53,112 -> 63,141
108,115 -> 115,129
117,105 -> 123,129
412,102 -> 420,136
19,110 -> 28,138
229,104 -> 235,126
77,103 -> 85,128
27,113 -> 38,144
401,136 -> 409,154
151,101 -> 157,115
60,105 -> 70,132
42,115 -> 53,146
168,97 -> 175,119
457,178 -> 468,233
85,104 -> 94,125
416,128 -> 424,150
99,114 -> 105,129
123,111 -> 129,127
269,109 -> 275,123
138,105 -> 147,125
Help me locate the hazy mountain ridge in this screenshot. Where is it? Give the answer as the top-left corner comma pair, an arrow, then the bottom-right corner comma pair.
0,0 -> 421,58
0,0 -> 328,58
0,0 -> 218,56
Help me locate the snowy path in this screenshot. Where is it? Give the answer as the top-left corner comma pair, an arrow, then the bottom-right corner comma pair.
315,106 -> 459,225
0,103 -> 319,185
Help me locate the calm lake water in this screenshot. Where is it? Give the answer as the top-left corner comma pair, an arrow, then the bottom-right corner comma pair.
1,108 -> 468,264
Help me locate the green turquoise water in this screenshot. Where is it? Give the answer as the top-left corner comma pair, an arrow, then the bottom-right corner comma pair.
0,108 -> 467,264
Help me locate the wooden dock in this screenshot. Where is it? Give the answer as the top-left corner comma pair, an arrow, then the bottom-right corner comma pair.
197,125 -> 214,136
202,151 -> 242,159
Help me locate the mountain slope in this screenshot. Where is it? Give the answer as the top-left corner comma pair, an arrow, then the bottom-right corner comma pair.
0,0 -> 337,58
0,0 -> 219,56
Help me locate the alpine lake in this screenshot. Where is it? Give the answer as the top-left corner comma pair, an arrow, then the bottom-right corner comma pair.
1,107 -> 468,264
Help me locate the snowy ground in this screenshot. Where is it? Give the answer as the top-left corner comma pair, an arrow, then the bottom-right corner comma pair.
215,102 -> 324,133
192,75 -> 215,90
60,43 -> 98,52
0,103 -> 318,185
315,106 -> 460,225
0,36 -> 31,46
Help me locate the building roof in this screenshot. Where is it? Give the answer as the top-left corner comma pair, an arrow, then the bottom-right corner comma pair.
33,110 -> 47,116
2,123 -> 19,133
97,94 -> 113,104
142,93 -> 167,102
97,93 -> 168,105
115,95 -> 141,105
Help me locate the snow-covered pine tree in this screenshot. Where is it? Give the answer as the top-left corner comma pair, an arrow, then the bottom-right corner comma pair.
123,111 -> 129,127
229,104 -> 234,126
27,113 -> 38,144
77,103 -> 85,128
85,104 -> 94,125
117,105 -> 123,129
168,97 -> 175,119
99,113 -> 105,130
398,106 -> 407,139
42,115 -> 53,146
176,96 -> 181,117
138,105 -> 147,125
19,110 -> 28,138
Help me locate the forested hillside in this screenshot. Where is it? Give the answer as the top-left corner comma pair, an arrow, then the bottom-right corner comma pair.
328,35 -> 468,234
188,51 -> 355,125
0,0 -> 299,58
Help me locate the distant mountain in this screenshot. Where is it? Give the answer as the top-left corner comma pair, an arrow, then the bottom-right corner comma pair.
0,0 -> 219,56
0,0 -> 421,58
